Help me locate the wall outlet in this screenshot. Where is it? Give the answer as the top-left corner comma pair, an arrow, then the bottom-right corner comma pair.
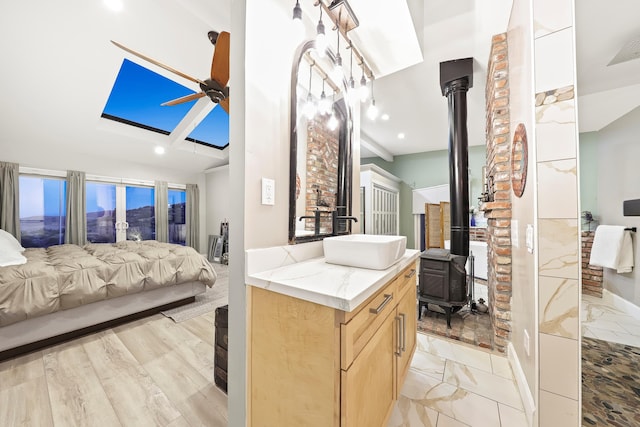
524,329 -> 530,357
261,178 -> 275,205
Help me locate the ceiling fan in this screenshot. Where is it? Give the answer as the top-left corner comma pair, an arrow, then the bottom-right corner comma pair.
110,30 -> 230,113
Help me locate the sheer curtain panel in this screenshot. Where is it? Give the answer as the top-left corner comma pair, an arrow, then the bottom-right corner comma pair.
186,183 -> 199,250
65,170 -> 87,245
155,181 -> 168,242
0,162 -> 20,238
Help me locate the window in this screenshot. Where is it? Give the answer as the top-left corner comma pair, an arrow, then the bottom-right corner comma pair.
19,176 -> 66,248
168,189 -> 186,245
86,182 -> 156,243
86,182 -> 116,243
102,59 -> 229,149
126,186 -> 155,241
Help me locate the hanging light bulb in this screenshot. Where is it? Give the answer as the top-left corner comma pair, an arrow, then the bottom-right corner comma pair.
303,93 -> 318,119
318,79 -> 331,115
327,111 -> 339,131
347,41 -> 357,103
327,91 -> 339,130
303,63 -> 317,119
366,78 -> 379,120
359,70 -> 370,103
331,30 -> 343,83
315,8 -> 327,57
292,0 -> 304,41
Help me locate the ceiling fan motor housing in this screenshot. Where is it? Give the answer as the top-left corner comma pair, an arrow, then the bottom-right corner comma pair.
201,79 -> 228,103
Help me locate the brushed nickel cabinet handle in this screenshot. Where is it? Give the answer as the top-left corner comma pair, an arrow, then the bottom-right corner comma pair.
405,269 -> 416,279
395,316 -> 402,356
400,312 -> 406,353
369,294 -> 393,314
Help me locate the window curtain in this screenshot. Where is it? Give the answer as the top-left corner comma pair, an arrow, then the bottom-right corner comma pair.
65,170 -> 87,245
0,161 -> 20,239
186,183 -> 199,250
154,181 -> 168,242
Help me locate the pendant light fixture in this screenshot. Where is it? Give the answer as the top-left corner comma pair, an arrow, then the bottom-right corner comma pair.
327,91 -> 339,130
303,63 -> 317,120
359,68 -> 369,103
292,0 -> 304,41
316,8 -> 327,57
318,79 -> 331,115
331,28 -> 343,83
366,78 -> 379,120
348,41 -> 356,103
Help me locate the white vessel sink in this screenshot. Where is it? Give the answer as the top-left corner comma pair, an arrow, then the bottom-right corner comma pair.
323,234 -> 407,270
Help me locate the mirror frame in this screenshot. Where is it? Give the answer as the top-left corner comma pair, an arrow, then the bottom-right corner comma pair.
288,40 -> 354,244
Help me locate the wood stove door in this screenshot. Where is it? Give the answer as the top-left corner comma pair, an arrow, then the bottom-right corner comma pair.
420,260 -> 450,300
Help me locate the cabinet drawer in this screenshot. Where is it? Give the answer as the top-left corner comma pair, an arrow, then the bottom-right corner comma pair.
341,279 -> 398,369
396,263 -> 417,299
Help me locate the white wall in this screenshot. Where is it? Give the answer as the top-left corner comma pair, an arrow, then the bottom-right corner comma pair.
507,0 -> 538,417
205,165 -> 231,241
596,106 -> 640,306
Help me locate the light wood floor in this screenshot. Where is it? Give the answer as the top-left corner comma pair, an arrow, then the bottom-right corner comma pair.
0,308 -> 228,427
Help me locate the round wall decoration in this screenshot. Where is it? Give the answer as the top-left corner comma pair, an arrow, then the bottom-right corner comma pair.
511,123 -> 528,198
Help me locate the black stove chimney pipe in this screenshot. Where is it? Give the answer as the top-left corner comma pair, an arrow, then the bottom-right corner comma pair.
440,58 -> 473,257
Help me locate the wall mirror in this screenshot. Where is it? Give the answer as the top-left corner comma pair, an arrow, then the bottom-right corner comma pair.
289,40 -> 354,244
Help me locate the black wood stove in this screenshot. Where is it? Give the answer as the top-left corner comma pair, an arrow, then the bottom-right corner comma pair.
418,58 -> 474,328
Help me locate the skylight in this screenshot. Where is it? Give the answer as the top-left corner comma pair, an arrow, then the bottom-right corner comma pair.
102,59 -> 229,149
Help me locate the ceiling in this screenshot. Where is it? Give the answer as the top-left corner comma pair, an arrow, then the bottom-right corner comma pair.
1,0 -> 639,173
360,0 -> 640,159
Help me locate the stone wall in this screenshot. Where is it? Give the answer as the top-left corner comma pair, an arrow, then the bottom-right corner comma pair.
470,227 -> 488,242
481,33 -> 512,353
581,231 -> 603,297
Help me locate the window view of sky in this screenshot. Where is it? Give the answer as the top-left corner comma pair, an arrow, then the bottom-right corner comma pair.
102,59 -> 229,149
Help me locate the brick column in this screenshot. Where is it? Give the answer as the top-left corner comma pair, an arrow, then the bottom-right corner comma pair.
581,231 -> 603,297
481,33 -> 512,353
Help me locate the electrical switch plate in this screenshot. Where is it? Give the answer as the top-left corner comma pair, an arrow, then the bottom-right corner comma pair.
261,178 -> 275,205
526,224 -> 534,253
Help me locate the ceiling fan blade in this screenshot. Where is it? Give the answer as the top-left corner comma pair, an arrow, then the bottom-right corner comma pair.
161,92 -> 206,106
219,97 -> 230,114
111,40 -> 206,86
210,31 -> 230,87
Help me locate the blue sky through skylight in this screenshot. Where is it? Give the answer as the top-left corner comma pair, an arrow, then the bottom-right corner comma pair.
102,59 -> 228,149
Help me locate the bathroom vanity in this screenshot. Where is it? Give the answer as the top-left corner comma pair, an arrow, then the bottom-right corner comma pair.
246,244 -> 419,427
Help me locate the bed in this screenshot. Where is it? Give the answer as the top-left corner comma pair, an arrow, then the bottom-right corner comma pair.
0,236 -> 217,359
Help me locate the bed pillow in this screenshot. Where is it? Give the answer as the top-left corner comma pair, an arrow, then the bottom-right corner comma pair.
0,229 -> 25,252
0,247 -> 27,267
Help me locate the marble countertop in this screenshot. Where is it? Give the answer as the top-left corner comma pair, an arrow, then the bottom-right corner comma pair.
247,249 -> 420,312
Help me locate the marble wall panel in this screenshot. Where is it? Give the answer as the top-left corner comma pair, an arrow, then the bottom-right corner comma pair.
539,333 -> 580,400
534,28 -> 574,93
538,219 -> 579,279
539,276 -> 579,338
533,0 -> 573,38
537,160 -> 578,218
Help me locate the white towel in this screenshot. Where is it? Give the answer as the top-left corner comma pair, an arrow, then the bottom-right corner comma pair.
590,225 -> 634,273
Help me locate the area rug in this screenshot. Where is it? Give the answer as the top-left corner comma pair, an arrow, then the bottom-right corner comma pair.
161,263 -> 229,322
582,337 -> 640,426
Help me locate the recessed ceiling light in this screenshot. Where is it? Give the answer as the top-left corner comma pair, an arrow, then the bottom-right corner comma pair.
381,113 -> 390,121
397,133 -> 405,140
154,146 -> 166,155
103,0 -> 123,12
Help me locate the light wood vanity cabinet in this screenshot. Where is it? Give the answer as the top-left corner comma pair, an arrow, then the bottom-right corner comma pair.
250,261 -> 417,427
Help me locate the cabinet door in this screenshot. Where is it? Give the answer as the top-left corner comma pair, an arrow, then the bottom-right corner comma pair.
396,284 -> 417,389
341,310 -> 397,427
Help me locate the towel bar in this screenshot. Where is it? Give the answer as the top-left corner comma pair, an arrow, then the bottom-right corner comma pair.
624,227 -> 637,232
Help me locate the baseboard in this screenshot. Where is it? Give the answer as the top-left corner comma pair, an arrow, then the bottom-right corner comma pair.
601,289 -> 640,318
507,342 -> 536,426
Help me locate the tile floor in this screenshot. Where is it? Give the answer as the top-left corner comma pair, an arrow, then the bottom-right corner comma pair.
389,333 -> 528,427
581,293 -> 640,347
